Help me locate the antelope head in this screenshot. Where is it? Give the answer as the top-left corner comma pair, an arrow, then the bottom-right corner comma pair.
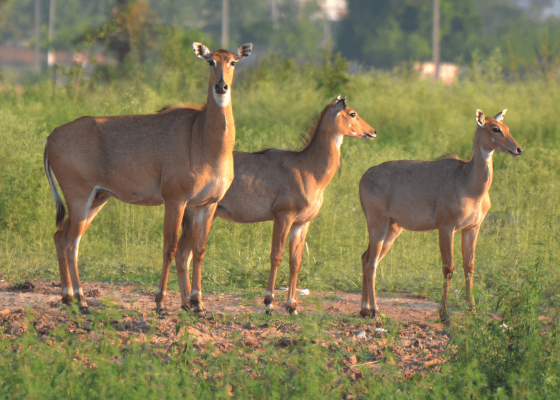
193,42 -> 253,107
476,109 -> 523,158
330,96 -> 376,148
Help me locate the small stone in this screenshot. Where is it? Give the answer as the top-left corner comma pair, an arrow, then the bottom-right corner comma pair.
355,331 -> 367,339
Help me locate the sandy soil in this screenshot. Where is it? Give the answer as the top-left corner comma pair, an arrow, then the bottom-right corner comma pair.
0,280 -> 449,379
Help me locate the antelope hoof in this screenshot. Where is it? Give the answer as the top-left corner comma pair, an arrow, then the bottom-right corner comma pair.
360,308 -> 379,319
79,306 -> 91,315
156,307 -> 169,316
439,308 -> 451,324
264,298 -> 275,315
191,299 -> 205,315
286,304 -> 298,316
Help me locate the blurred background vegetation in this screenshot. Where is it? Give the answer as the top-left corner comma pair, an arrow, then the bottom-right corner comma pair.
0,0 -> 560,80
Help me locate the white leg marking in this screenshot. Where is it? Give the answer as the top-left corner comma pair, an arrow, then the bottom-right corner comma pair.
196,210 -> 206,223
191,290 -> 200,296
84,185 -> 105,219
290,224 -> 304,241
212,89 -> 230,107
286,298 -> 296,306
265,291 -> 272,297
265,304 -> 273,311
480,146 -> 494,162
63,287 -> 71,297
362,302 -> 369,309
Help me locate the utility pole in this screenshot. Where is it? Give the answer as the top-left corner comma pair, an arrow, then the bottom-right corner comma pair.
34,0 -> 41,72
270,0 -> 278,27
221,0 -> 229,49
298,0 -> 305,20
48,0 -> 56,67
432,0 -> 440,81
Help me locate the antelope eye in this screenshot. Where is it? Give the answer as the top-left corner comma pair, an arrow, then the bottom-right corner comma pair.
208,60 -> 215,67
492,127 -> 502,134
230,61 -> 236,66
350,113 -> 356,118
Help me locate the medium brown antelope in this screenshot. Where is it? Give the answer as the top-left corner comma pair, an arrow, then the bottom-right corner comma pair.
359,109 -> 522,319
44,42 -> 252,312
154,96 -> 377,315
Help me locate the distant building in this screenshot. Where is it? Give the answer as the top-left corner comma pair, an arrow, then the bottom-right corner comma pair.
414,62 -> 459,86
0,45 -> 106,67
318,0 -> 349,21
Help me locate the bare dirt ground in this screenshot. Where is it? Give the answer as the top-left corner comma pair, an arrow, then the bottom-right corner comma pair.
0,280 -> 449,379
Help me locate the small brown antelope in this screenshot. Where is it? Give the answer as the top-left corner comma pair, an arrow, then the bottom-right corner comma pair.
154,96 -> 376,315
44,42 -> 252,312
359,109 -> 522,319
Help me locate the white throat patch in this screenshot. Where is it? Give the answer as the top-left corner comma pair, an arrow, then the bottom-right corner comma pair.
334,134 -> 343,149
212,89 -> 230,107
480,146 -> 494,162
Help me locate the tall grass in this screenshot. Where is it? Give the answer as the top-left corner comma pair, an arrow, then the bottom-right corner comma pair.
1,61 -> 559,306
0,46 -> 560,396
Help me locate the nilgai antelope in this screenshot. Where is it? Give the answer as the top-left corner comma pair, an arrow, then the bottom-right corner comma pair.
359,109 -> 522,319
44,42 -> 252,312
157,96 -> 377,315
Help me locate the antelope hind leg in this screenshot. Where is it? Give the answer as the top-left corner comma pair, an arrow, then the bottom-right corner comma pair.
53,220 -> 73,303
361,220 -> 389,318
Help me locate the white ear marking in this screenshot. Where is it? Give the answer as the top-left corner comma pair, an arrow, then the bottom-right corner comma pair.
193,42 -> 211,60
476,109 -> 485,127
493,109 -> 507,123
234,43 -> 253,61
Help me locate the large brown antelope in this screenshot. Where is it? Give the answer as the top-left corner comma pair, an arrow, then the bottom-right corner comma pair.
44,42 -> 252,312
359,109 -> 522,319
154,96 -> 377,315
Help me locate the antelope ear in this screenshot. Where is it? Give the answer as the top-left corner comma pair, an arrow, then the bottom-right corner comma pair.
493,109 -> 507,123
331,95 -> 341,103
339,95 -> 348,109
476,109 -> 485,127
193,42 -> 212,61
234,43 -> 253,61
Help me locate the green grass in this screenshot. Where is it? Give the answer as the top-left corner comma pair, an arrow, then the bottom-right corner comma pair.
1,59 -> 560,397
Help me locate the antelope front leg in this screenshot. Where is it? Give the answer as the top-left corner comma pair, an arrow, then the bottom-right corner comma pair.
175,207 -> 195,310
461,225 -> 480,311
155,202 -> 186,313
263,215 -> 293,314
285,222 -> 310,315
189,203 -> 218,314
438,227 -> 455,320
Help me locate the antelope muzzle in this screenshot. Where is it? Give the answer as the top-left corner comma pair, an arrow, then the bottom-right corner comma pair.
214,79 -> 228,95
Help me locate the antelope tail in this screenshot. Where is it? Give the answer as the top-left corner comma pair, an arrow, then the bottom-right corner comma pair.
44,142 -> 66,229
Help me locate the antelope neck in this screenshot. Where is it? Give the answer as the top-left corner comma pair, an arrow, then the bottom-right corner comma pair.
467,129 -> 494,197
301,127 -> 341,186
201,83 -> 235,152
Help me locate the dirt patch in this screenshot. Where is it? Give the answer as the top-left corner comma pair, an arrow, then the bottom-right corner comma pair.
0,280 -> 448,378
